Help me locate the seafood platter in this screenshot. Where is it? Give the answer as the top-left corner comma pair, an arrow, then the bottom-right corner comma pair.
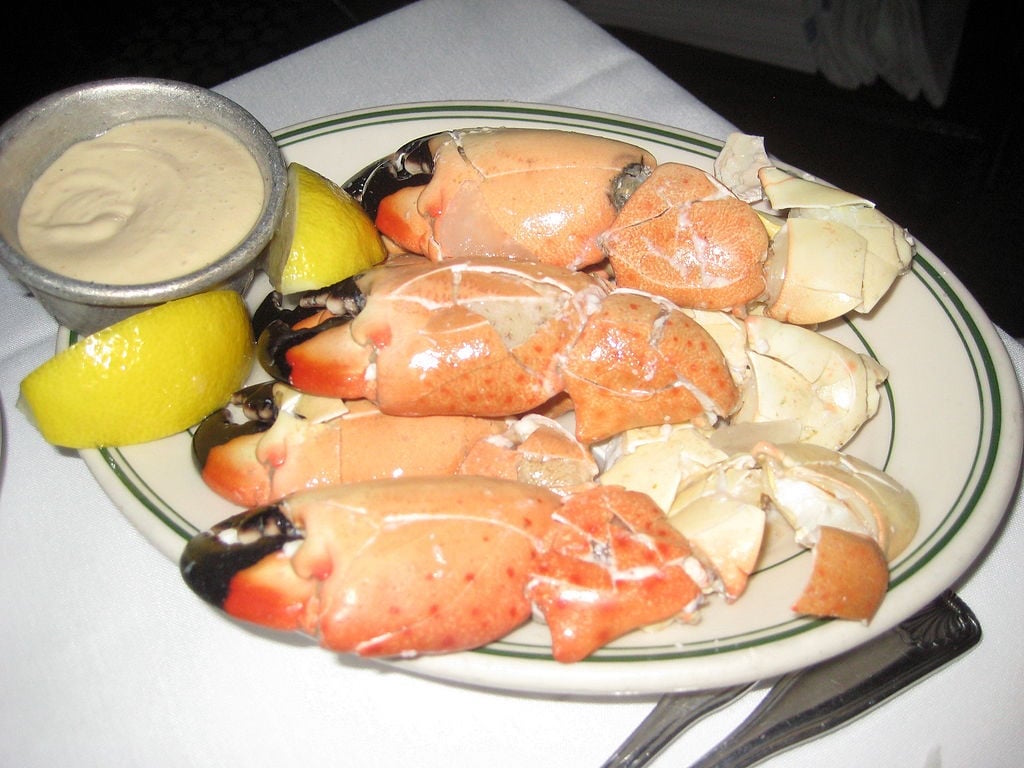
64,102 -> 1022,695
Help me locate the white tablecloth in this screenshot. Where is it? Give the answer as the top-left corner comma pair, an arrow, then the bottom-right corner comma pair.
2,1 -> 1021,766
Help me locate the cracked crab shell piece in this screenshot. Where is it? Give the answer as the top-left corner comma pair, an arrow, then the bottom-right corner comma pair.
758,166 -> 872,210
713,132 -> 771,204
598,423 -> 765,600
761,216 -> 868,324
791,524 -> 889,621
667,453 -> 766,600
457,413 -> 598,494
599,423 -> 727,512
753,441 -> 919,561
599,162 -> 769,311
791,206 -> 914,313
757,165 -> 915,323
733,315 -> 887,450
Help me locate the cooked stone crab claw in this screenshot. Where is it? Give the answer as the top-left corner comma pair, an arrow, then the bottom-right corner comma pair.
255,256 -> 739,445
344,127 -> 656,269
179,477 -> 705,663
193,380 -> 513,507
346,127 -> 771,312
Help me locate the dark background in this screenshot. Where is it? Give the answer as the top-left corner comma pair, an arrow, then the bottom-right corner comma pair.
5,0 -> 1020,336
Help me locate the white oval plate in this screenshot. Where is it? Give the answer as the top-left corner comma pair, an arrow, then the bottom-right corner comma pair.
67,102 -> 1023,695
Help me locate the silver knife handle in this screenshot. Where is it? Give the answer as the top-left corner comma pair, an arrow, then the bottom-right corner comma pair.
686,591 -> 982,768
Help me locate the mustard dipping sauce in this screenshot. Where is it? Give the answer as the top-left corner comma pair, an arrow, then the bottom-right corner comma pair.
17,117 -> 265,285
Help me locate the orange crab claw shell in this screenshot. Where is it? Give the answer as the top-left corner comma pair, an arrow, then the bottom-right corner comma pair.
224,549 -> 318,631
791,525 -> 889,622
374,185 -> 432,255
339,401 -> 509,482
563,292 -> 739,444
669,495 -> 765,601
600,162 -> 769,311
285,478 -> 561,656
201,431 -> 274,508
529,485 -> 704,663
416,128 -> 656,268
309,513 -> 542,656
457,414 -> 598,493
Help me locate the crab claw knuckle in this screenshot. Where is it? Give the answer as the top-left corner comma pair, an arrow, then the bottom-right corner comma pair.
562,291 -> 740,444
600,163 -> 770,311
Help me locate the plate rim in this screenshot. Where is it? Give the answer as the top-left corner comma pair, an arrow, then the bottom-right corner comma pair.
74,100 -> 1024,695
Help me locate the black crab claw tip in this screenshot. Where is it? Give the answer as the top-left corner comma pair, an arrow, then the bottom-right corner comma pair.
191,381 -> 278,470
251,290 -> 322,340
255,276 -> 371,383
257,319 -> 312,383
232,381 -> 280,422
179,504 -> 305,608
342,132 -> 438,219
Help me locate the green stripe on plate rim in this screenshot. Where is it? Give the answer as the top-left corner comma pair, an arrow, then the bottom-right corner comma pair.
86,104 -> 1004,663
273,102 -> 724,160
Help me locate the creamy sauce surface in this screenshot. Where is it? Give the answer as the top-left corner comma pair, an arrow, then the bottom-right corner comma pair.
18,117 -> 265,284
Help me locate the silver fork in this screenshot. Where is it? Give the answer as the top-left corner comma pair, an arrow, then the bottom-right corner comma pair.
601,591 -> 981,768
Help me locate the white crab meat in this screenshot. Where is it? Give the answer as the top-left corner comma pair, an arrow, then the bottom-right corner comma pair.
732,315 -> 887,451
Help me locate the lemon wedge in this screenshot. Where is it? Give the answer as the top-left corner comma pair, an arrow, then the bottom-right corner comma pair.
20,290 -> 254,448
266,162 -> 387,294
